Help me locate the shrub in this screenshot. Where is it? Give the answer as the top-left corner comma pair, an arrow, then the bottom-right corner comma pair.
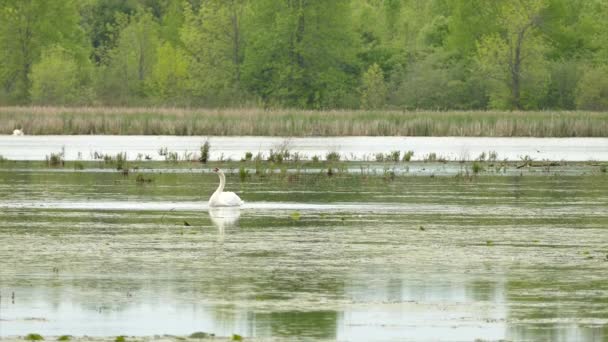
326,152 -> 340,162
403,151 -> 414,162
200,140 -> 210,163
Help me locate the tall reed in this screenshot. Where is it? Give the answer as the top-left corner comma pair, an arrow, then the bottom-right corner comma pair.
1,106 -> 607,137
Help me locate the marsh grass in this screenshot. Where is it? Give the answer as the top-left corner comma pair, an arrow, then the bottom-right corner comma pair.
46,150 -> 64,167
2,106 -> 607,137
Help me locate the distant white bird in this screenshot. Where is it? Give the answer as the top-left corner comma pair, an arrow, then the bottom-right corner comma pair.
12,129 -> 23,136
209,168 -> 244,207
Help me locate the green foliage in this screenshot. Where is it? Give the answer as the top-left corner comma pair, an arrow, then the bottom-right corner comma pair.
148,42 -> 189,102
326,152 -> 341,162
0,0 -> 606,109
57,336 -> 71,341
97,12 -> 160,104
576,67 -> 608,110
189,332 -> 209,339
361,64 -> 387,109
25,334 -> 44,341
30,46 -> 93,105
200,140 -> 210,163
403,151 -> 414,162
0,0 -> 84,103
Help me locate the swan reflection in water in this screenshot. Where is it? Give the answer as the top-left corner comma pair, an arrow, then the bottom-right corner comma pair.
208,206 -> 241,240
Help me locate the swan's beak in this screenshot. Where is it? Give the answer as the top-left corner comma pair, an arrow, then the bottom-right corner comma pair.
212,167 -> 219,172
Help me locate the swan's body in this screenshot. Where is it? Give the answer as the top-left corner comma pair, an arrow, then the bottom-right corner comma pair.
209,168 -> 244,207
12,129 -> 23,136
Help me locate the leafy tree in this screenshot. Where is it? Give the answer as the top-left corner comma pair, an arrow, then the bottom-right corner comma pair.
242,0 -> 358,108
96,11 -> 159,104
360,64 -> 387,109
30,46 -> 93,105
148,42 -> 189,103
0,0 -> 85,103
576,66 -> 608,110
180,0 -> 247,105
474,0 -> 549,109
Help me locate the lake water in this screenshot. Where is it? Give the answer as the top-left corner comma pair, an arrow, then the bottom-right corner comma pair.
1,170 -> 607,341
1,135 -> 607,161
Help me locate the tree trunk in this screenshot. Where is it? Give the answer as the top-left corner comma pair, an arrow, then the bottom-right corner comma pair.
512,31 -> 523,110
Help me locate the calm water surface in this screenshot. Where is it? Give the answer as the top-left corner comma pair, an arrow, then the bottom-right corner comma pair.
1,170 -> 608,341
1,135 -> 607,161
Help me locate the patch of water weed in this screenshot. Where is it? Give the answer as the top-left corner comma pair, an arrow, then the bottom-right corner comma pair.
165,151 -> 179,163
517,155 -> 533,168
472,161 -> 483,174
115,152 -> 127,170
488,150 -> 498,162
424,152 -> 437,162
25,334 -> 44,341
239,166 -> 249,181
244,151 -> 253,161
135,174 -> 153,184
46,148 -> 65,167
290,211 -> 301,221
200,140 -> 210,163
232,334 -> 243,341
326,151 -> 341,162
57,336 -> 71,341
114,336 -> 126,342
158,146 -> 168,157
383,167 -> 396,181
389,150 -> 400,162
600,164 -> 607,173
189,332 -> 211,339
403,150 -> 414,162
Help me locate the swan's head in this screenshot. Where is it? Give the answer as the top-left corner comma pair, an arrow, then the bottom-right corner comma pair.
212,167 -> 220,173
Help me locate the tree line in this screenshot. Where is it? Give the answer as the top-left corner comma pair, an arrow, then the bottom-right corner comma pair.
1,0 -> 607,110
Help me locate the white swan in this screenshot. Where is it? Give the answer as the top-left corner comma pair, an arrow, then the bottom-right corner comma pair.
209,168 -> 244,207
12,129 -> 23,136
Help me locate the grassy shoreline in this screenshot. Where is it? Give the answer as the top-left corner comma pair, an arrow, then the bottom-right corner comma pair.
1,106 -> 607,137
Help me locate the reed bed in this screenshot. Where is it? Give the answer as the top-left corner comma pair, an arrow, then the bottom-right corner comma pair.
1,106 -> 607,137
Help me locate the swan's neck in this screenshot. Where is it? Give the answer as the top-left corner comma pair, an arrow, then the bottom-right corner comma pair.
214,172 -> 226,194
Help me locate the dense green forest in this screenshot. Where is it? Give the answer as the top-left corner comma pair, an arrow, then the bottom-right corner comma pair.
1,0 -> 607,110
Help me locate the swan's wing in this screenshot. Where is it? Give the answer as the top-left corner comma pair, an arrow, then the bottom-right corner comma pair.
218,192 -> 244,206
